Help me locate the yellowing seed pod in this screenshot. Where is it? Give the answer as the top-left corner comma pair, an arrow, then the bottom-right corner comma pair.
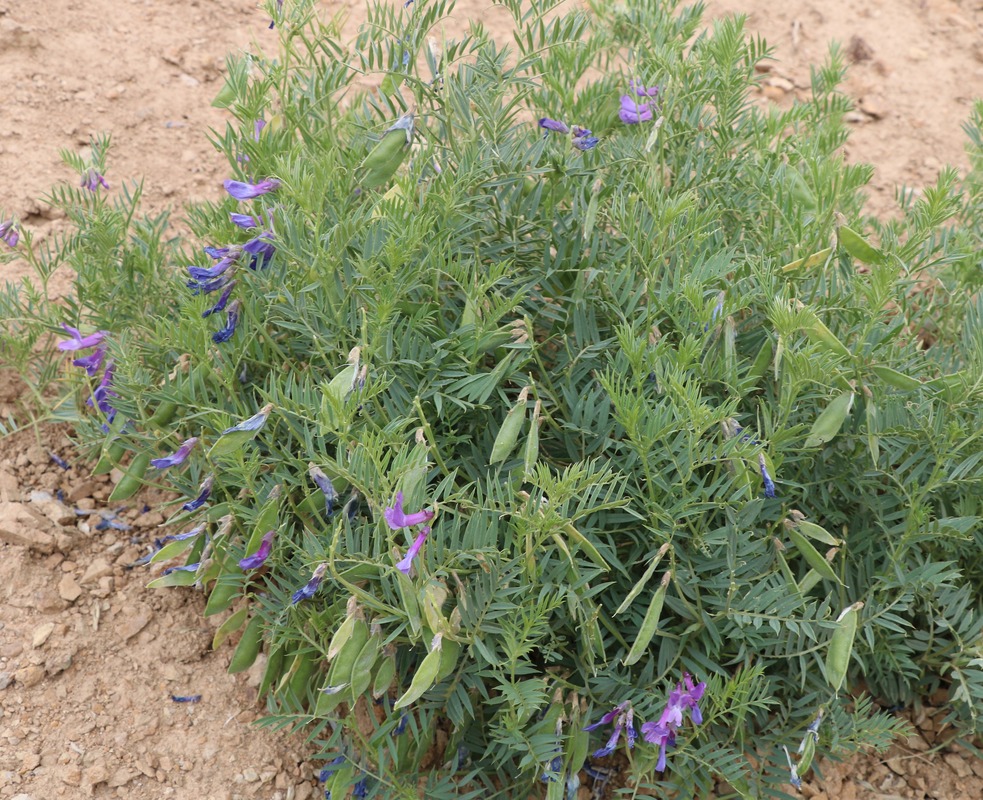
359,113 -> 414,191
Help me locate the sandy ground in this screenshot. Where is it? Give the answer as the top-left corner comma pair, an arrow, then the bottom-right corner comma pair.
1,1 -> 982,799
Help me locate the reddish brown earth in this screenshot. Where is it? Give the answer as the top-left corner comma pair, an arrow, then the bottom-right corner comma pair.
1,1 -> 981,799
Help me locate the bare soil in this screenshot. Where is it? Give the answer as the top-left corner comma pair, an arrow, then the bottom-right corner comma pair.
1,2 -> 981,800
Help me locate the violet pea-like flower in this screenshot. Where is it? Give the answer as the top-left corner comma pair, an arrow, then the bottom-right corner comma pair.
150,437 -> 199,470
57,324 -> 108,352
221,403 -> 273,435
202,281 -> 236,318
243,232 -> 275,270
223,178 -> 280,200
539,117 -> 570,135
230,212 -> 260,230
212,299 -> 242,344
572,127 -> 599,151
759,454 -> 777,499
72,346 -> 106,376
89,362 -> 117,414
0,219 -> 19,248
81,168 -> 110,192
619,81 -> 660,125
396,525 -> 430,575
309,464 -> 338,517
584,701 -> 635,759
291,563 -> 327,605
384,492 -> 434,530
239,530 -> 275,570
182,475 -> 214,512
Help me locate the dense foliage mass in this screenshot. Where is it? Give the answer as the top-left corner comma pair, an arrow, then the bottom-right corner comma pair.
2,0 -> 982,797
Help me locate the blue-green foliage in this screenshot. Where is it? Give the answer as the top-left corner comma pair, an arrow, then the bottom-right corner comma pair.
3,0 -> 982,797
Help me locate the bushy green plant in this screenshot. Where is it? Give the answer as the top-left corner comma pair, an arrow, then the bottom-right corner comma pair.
4,0 -> 982,797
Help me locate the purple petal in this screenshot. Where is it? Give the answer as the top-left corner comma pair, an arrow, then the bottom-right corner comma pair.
396,525 -> 430,574
72,346 -> 106,376
150,437 -> 199,470
291,563 -> 327,604
230,212 -> 259,229
57,323 -> 108,351
538,117 -> 569,135
223,178 -> 280,199
759,454 -> 777,498
239,530 -> 275,570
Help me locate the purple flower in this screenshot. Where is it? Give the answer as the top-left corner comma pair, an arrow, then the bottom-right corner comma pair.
182,475 -> 214,512
309,464 -> 338,516
640,673 -> 706,772
396,525 -> 430,575
150,437 -> 199,470
291,563 -> 327,604
202,281 -> 237,318
253,118 -> 267,141
759,454 -> 776,499
584,702 -> 634,759
187,256 -> 236,282
572,130 -> 599,151
221,403 -> 273,435
224,178 -> 280,199
211,299 -> 242,344
90,362 -> 117,413
81,168 -> 110,192
539,117 -> 570,135
0,219 -> 18,248
187,273 -> 233,296
353,776 -> 369,798
72,345 -> 106,376
243,232 -> 275,270
204,245 -> 235,259
57,324 -> 108,351
239,530 -> 275,570
230,212 -> 259,229
394,713 -> 409,736
50,452 -> 70,470
384,491 -> 434,530
619,82 -> 660,125
170,694 -> 202,703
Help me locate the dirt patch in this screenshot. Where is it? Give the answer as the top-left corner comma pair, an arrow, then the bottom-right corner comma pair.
1,1 -> 981,799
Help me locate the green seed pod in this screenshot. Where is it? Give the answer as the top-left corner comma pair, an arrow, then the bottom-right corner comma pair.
205,576 -> 243,617
825,601 -> 863,693
785,515 -> 840,547
804,391 -> 855,448
870,365 -> 921,392
804,316 -> 852,360
328,620 -> 369,686
211,607 -> 248,649
838,225 -> 886,265
745,339 -> 773,383
359,113 -> 414,190
108,451 -> 152,502
490,387 -> 529,464
615,542 -> 671,615
436,637 -> 461,682
146,400 -> 178,429
394,633 -> 443,710
348,629 -> 381,701
228,614 -> 264,674
146,568 -> 201,589
523,400 -> 541,480
785,525 -> 842,585
258,644 -> 286,697
372,653 -> 396,699
92,438 -> 128,475
780,247 -> 832,274
623,571 -> 670,666
326,611 -> 357,661
285,650 -> 319,709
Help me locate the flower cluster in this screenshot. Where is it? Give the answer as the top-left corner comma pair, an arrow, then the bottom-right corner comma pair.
184,178 -> 279,344
384,491 -> 435,575
582,674 -> 706,773
620,81 -> 660,124
538,118 -> 599,151
58,324 -> 116,430
640,673 -> 706,772
81,167 -> 110,192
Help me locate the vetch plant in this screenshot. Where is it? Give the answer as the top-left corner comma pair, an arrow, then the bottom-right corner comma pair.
4,0 -> 983,798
